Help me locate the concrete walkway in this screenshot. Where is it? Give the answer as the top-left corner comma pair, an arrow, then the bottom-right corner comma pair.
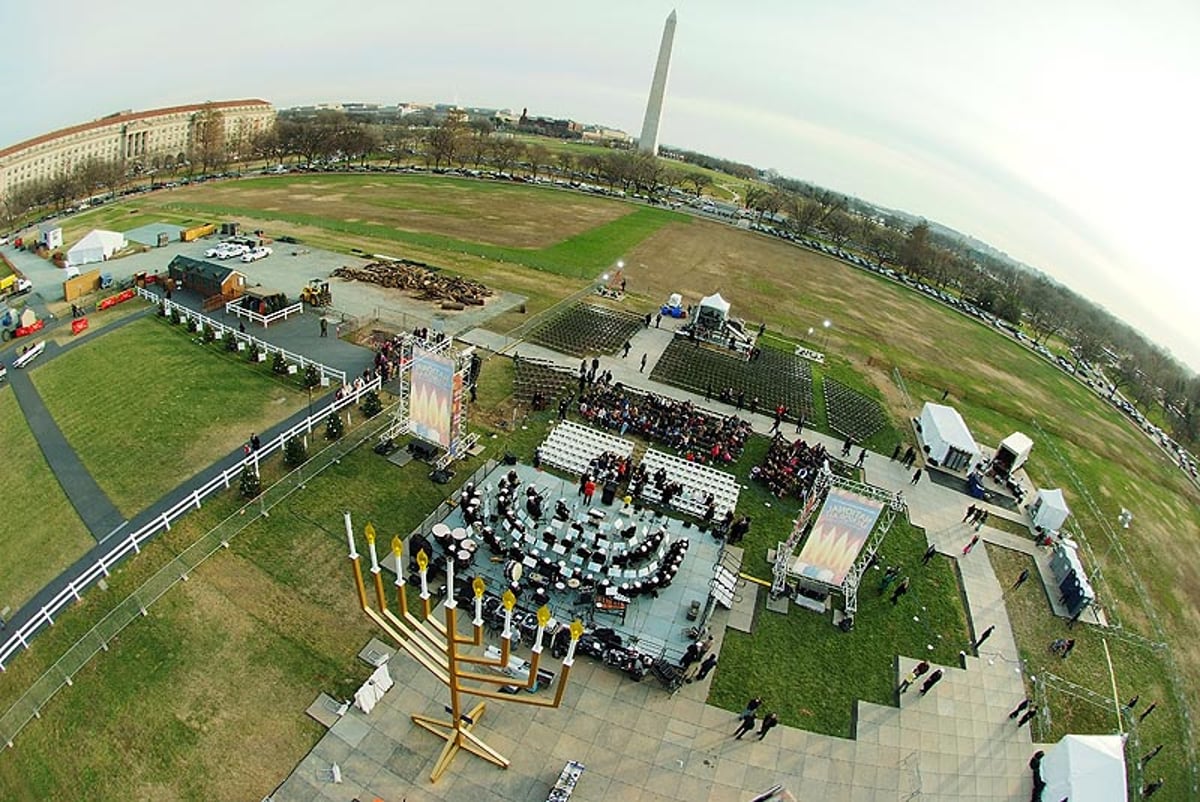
5,357 -> 126,541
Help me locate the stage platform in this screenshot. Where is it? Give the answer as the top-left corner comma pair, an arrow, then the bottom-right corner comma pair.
393,462 -> 722,662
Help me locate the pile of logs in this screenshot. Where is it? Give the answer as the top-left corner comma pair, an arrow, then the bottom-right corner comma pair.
332,259 -> 493,309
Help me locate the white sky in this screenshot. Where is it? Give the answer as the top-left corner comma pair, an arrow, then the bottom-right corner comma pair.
4,0 -> 1198,370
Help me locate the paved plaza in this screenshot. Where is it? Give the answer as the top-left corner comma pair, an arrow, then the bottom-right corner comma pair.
271,316 -> 1061,802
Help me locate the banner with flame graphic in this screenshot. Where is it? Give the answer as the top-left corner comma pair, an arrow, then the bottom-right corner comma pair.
410,348 -> 456,448
791,488 -> 883,586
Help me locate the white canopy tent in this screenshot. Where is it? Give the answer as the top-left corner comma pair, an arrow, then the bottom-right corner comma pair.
67,229 -> 125,267
1031,488 -> 1070,531
994,431 -> 1033,475
918,403 -> 980,472
1040,734 -> 1127,802
696,292 -> 731,329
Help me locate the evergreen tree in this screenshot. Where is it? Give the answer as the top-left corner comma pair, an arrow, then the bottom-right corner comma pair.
239,465 -> 261,499
325,412 -> 344,441
284,435 -> 308,467
304,364 -> 321,389
272,351 -> 288,375
362,389 -> 383,418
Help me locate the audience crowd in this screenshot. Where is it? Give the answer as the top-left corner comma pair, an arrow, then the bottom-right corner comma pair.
751,434 -> 831,500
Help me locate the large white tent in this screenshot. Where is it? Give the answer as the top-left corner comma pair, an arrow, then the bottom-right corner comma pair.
918,403 -> 980,472
1040,734 -> 1127,802
1031,488 -> 1070,531
994,431 -> 1033,475
67,229 -> 125,267
696,292 -> 731,328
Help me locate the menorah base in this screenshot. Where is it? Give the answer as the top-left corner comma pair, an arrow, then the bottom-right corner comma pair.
412,701 -> 510,783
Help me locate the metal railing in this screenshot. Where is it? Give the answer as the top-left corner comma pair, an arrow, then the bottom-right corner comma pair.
0,376 -> 381,676
136,288 -> 347,385
0,383 -> 389,752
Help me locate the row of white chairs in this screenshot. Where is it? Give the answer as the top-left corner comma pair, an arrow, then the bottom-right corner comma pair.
538,420 -> 635,478
639,448 -> 740,518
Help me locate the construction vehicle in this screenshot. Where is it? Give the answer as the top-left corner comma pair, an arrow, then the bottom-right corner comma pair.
0,274 -> 32,297
301,278 -> 332,308
1,305 -> 42,341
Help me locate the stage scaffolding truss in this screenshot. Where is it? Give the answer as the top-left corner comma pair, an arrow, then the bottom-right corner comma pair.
771,469 -> 906,621
378,333 -> 480,468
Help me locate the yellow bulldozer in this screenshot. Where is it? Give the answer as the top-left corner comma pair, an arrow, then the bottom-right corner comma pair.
300,278 -> 331,308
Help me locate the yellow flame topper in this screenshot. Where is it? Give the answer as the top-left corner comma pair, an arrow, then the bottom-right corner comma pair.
364,522 -> 376,544
569,619 -> 584,641
537,605 -> 551,627
391,535 -> 403,558
473,576 -> 486,598
416,549 -> 429,571
501,589 -> 516,611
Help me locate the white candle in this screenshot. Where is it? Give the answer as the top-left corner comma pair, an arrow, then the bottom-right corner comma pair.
420,568 -> 429,598
445,558 -> 455,606
368,537 -> 380,573
533,621 -> 545,653
344,512 -> 357,558
564,635 -> 578,665
503,607 -> 513,639
474,594 -> 483,626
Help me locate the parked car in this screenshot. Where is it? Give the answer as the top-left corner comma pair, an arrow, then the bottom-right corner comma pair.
240,246 -> 272,263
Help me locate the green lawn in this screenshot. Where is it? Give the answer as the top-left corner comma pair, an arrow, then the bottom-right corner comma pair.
0,391 -> 93,615
988,544 -> 1188,801
29,317 -> 307,517
710,515 -> 970,737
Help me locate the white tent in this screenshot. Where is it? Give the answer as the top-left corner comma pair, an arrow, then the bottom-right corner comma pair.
67,229 -> 125,267
696,292 -> 731,326
994,431 -> 1033,474
1031,488 -> 1070,531
918,403 -> 980,472
1040,734 -> 1127,802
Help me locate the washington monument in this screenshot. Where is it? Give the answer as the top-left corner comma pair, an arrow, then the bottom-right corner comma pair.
638,10 -> 676,156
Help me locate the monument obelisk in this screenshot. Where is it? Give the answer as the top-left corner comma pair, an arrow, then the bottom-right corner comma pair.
638,10 -> 676,156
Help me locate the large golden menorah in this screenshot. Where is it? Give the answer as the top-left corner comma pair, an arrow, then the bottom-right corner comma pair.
344,512 -> 583,783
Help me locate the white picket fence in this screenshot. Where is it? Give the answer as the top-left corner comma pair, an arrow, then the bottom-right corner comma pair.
0,374 -> 381,673
136,287 -> 346,385
224,298 -> 305,328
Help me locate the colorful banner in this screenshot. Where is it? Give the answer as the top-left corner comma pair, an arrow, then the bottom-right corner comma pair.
98,288 -> 135,311
792,488 -> 884,586
409,347 -> 456,449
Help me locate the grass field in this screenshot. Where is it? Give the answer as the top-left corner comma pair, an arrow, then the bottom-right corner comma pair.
2,174 -> 1198,799
0,391 -> 93,616
29,316 -> 307,517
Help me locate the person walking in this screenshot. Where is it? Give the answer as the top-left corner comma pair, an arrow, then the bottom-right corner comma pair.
921,543 -> 937,565
757,712 -> 780,740
319,317 -> 328,337
795,413 -> 805,434
1140,745 -> 1163,768
1124,695 -> 1140,712
891,443 -> 902,461
975,510 -> 989,531
856,448 -> 867,468
972,625 -> 995,650
1139,701 -> 1157,722
1061,639 -> 1076,659
901,445 -> 915,467
622,340 -> 631,358
249,433 -> 261,452
680,641 -> 701,672
1008,698 -> 1031,719
583,478 -> 596,504
1012,568 -> 1031,590
910,468 -> 923,485
963,504 -> 978,522
889,577 -> 911,605
739,697 -> 763,718
962,534 -> 980,555
733,710 -> 756,739
899,660 -> 929,693
695,653 -> 718,681
841,436 -> 853,457
918,669 -> 944,696
639,353 -> 647,373
1017,706 -> 1037,728
878,565 -> 901,594
1142,778 -> 1164,798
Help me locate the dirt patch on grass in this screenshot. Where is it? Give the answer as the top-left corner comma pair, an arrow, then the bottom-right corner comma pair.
175,176 -> 629,249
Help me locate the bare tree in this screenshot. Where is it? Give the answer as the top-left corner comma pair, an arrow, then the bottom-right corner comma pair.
823,209 -> 855,247
426,118 -> 466,168
191,104 -> 228,174
526,143 -> 551,179
490,138 -> 524,173
684,171 -> 712,198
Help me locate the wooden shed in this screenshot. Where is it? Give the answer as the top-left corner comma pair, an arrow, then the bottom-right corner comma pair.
167,256 -> 246,300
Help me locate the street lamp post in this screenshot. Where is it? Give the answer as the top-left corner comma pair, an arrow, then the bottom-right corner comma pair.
822,319 -> 832,350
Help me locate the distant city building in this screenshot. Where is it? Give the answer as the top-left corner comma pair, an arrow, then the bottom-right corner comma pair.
396,103 -> 433,117
510,108 -> 583,139
581,126 -> 633,146
0,99 -> 274,200
639,10 -> 677,155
